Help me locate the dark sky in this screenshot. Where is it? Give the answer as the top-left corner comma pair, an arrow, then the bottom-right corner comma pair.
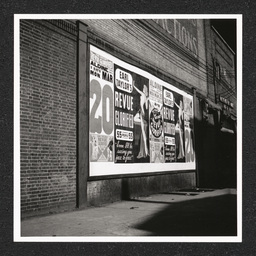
211,19 -> 237,53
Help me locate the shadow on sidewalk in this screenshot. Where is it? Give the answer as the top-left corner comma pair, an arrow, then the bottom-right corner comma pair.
132,194 -> 237,236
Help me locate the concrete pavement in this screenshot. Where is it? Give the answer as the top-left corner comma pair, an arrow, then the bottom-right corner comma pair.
21,188 -> 237,238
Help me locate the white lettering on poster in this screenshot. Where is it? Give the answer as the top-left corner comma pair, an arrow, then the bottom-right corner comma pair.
165,136 -> 175,145
116,129 -> 133,141
115,110 -> 134,128
163,89 -> 174,107
163,107 -> 175,121
115,68 -> 133,93
115,91 -> 134,111
149,81 -> 162,103
164,122 -> 175,135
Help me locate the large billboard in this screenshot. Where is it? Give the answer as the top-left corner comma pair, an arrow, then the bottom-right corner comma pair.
89,45 -> 195,176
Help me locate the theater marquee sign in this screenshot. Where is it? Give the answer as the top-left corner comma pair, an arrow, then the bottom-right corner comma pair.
89,45 -> 196,176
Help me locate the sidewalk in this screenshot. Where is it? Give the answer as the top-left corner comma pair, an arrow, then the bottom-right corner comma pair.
21,188 -> 237,238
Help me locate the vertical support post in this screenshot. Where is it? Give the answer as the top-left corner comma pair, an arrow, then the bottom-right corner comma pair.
77,21 -> 88,208
192,87 -> 200,188
212,56 -> 218,104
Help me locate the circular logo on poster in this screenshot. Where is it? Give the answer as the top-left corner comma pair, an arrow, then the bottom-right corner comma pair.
150,108 -> 163,138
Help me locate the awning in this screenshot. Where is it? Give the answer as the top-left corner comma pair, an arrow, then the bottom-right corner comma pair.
221,115 -> 236,134
230,113 -> 237,121
220,127 -> 234,134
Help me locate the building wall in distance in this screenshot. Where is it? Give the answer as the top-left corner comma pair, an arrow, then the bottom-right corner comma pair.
212,28 -> 236,115
197,21 -> 237,189
212,28 -> 237,188
20,20 -> 77,217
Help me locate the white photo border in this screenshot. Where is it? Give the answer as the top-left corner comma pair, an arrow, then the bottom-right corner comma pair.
14,14 -> 242,243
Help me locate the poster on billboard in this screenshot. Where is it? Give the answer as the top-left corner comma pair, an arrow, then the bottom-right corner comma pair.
114,65 -> 151,164
148,80 -> 164,163
89,49 -> 114,163
163,88 -> 176,163
89,45 -> 196,176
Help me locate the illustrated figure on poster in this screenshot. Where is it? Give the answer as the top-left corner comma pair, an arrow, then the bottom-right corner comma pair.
174,99 -> 185,160
90,135 -> 99,161
133,81 -> 149,159
107,139 -> 113,161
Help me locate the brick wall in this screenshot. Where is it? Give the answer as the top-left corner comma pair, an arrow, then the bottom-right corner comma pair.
87,173 -> 196,206
83,19 -> 208,95
20,19 -> 199,215
20,20 -> 77,217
